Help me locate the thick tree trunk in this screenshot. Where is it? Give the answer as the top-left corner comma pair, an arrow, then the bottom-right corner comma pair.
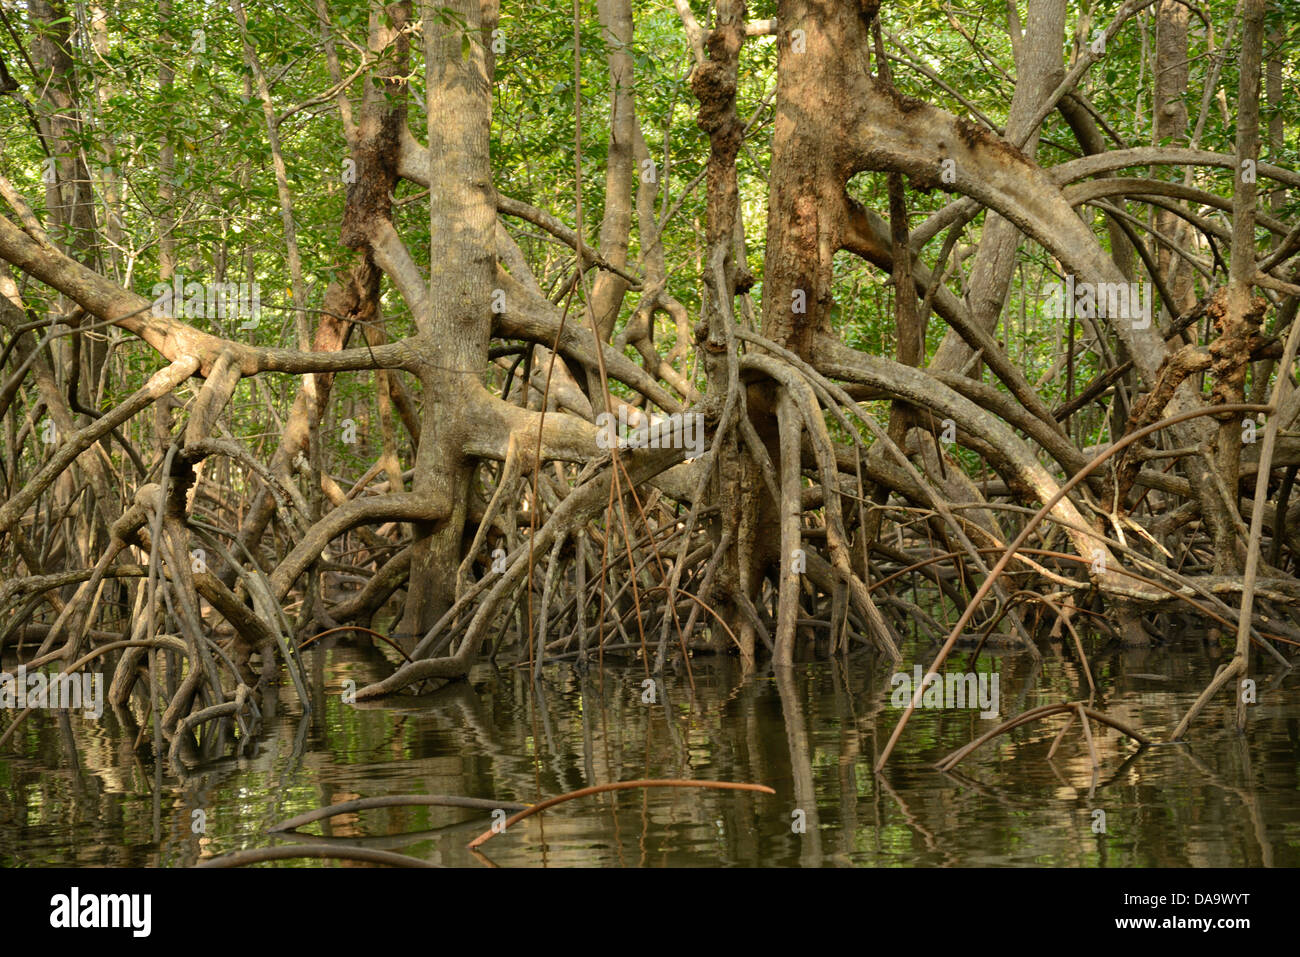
399,0 -> 496,644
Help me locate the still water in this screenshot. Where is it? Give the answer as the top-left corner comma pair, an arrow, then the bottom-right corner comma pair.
2,631 -> 1298,866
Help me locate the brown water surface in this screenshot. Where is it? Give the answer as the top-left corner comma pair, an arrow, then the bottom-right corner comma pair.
2,633 -> 1298,866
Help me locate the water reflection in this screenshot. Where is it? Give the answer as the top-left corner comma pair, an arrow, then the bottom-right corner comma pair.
2,634 -> 1298,866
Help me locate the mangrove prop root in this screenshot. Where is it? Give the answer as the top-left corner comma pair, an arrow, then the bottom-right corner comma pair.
1,1 -> 1298,804
875,402 -> 1271,773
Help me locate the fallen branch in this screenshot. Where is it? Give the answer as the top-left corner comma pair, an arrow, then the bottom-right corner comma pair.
270,794 -> 532,832
935,702 -> 1151,771
196,845 -> 438,868
466,779 -> 776,849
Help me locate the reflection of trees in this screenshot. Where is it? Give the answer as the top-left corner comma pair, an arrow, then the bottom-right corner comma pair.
3,648 -> 1294,867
